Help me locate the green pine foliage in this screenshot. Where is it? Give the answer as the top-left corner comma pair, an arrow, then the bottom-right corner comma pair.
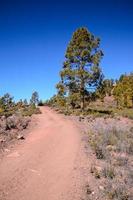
30,91 -> 39,106
57,27 -> 104,111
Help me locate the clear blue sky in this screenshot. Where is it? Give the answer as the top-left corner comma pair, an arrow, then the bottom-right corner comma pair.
0,0 -> 133,101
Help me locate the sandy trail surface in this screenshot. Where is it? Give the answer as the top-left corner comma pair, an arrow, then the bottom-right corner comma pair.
0,107 -> 87,200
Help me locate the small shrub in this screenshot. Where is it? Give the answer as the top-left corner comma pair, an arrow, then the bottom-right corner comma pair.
126,168 -> 133,186
89,132 -> 110,159
95,146 -> 105,159
116,155 -> 128,166
63,110 -> 71,116
127,140 -> 133,154
22,106 -> 41,116
105,132 -> 118,146
102,165 -> 115,179
105,181 -> 129,200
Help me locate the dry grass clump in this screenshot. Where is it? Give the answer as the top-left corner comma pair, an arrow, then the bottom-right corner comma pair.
104,180 -> 130,200
87,117 -> 133,200
0,106 -> 41,152
117,108 -> 133,119
0,113 -> 30,151
88,118 -> 133,158
102,164 -> 115,179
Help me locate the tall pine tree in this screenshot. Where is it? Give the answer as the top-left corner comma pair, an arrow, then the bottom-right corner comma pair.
57,27 -> 103,110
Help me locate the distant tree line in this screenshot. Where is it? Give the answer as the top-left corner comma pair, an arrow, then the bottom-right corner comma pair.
113,73 -> 133,108
0,91 -> 42,117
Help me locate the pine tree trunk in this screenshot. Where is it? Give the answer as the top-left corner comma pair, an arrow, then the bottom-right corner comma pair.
132,96 -> 133,108
80,65 -> 85,112
80,94 -> 85,111
80,81 -> 85,111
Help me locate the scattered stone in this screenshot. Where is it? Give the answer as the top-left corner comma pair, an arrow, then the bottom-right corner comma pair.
17,134 -> 25,140
0,138 -> 6,143
4,148 -> 10,152
90,165 -> 102,179
106,145 -> 116,151
99,185 -> 104,191
91,165 -> 102,173
86,184 -> 92,195
79,115 -> 84,121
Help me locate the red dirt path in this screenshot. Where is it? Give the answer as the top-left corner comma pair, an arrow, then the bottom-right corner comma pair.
0,107 -> 87,200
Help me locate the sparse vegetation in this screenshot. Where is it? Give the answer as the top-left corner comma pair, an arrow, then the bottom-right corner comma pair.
0,92 -> 41,151
87,117 -> 133,200
104,181 -> 129,200
102,164 -> 115,179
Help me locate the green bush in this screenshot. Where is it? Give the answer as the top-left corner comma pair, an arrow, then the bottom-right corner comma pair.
22,106 -> 41,116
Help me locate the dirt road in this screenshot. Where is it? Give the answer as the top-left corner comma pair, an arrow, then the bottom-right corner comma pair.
0,107 -> 87,200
